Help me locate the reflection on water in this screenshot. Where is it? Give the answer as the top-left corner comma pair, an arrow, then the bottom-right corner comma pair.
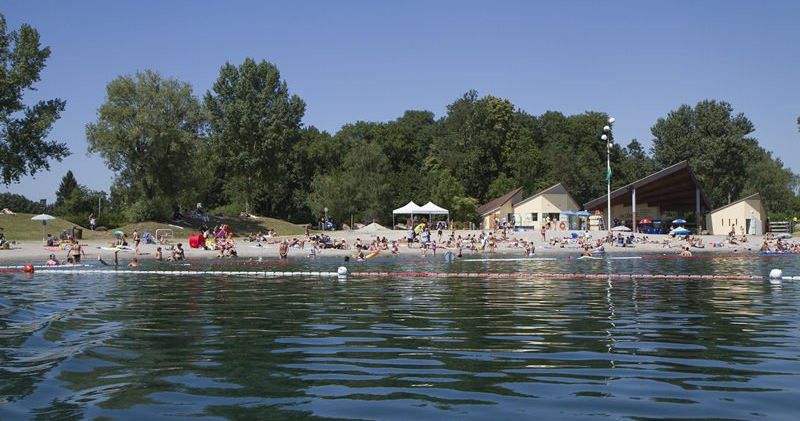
1,256 -> 799,419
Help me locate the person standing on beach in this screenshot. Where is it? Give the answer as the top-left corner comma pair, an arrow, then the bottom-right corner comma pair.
88,213 -> 96,231
133,229 -> 141,252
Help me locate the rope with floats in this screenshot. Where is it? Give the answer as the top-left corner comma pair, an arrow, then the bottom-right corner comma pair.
5,265 -> 794,281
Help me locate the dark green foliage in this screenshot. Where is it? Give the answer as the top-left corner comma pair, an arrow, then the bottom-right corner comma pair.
74,55 -> 797,225
0,14 -> 69,184
205,58 -> 306,216
55,170 -> 78,207
86,70 -> 205,222
651,100 -> 754,207
0,192 -> 41,213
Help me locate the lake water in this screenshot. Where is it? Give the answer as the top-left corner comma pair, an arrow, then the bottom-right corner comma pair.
2,255 -> 800,420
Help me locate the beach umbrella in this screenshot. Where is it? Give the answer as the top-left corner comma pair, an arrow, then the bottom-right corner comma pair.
672,227 -> 690,235
31,214 -> 56,244
611,225 -> 631,232
672,218 -> 687,224
638,218 -> 652,224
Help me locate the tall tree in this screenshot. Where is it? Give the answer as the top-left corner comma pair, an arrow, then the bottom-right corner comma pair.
0,14 -> 69,184
432,91 -> 516,203
86,70 -> 204,221
651,100 -> 755,207
55,170 -> 78,207
614,139 -> 659,187
205,58 -> 306,216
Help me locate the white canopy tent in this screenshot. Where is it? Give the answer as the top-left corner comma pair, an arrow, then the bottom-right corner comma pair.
392,201 -> 424,229
420,201 -> 450,227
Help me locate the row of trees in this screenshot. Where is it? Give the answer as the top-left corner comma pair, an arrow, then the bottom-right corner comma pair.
84,61 -> 800,224
2,14 -> 799,225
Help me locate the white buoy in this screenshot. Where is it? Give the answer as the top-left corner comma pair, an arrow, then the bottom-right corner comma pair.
337,266 -> 348,279
769,269 -> 783,279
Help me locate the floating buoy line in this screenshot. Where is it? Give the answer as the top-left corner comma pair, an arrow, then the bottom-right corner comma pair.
3,265 -> 795,282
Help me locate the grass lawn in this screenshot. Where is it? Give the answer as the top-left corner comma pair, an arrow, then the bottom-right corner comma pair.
114,215 -> 305,239
0,213 -> 110,242
0,213 -> 304,242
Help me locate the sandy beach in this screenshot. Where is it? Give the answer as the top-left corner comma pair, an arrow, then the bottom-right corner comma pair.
0,228 -> 782,265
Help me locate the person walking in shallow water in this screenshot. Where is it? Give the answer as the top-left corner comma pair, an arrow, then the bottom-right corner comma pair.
279,240 -> 289,259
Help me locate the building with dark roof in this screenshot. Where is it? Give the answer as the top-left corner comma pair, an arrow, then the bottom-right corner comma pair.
583,161 -> 712,232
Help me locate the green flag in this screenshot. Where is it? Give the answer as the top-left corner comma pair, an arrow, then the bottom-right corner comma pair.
606,164 -> 612,182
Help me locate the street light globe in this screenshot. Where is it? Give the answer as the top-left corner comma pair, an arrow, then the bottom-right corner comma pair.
608,117 -> 615,124
600,134 -> 608,141
603,125 -> 611,132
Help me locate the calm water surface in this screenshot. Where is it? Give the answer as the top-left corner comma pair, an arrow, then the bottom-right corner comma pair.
2,255 -> 800,420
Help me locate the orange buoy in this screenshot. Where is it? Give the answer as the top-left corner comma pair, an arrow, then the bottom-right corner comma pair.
24,264 -> 35,273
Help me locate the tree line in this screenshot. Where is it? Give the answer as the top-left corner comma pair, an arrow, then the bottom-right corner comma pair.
2,14 -> 799,227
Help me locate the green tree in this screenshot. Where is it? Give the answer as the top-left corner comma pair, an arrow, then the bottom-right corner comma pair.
431,170 -> 465,211
486,172 -> 517,200
614,139 -> 659,187
451,196 -> 479,226
651,100 -> 755,207
205,58 -> 306,216
307,142 -> 391,224
742,145 -> 797,217
0,192 -> 40,213
0,14 -> 69,184
86,70 -> 205,221
432,91 -> 516,203
55,170 -> 79,207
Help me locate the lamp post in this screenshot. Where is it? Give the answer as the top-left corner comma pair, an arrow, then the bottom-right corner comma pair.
600,117 -> 615,234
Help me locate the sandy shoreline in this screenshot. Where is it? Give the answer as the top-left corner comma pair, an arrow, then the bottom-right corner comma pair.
0,229 -> 783,265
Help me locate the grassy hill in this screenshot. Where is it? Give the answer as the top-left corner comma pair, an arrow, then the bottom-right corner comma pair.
0,212 -> 304,242
113,214 -> 304,239
0,213 -> 109,241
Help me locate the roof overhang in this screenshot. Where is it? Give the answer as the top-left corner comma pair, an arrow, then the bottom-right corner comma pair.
583,161 -> 712,211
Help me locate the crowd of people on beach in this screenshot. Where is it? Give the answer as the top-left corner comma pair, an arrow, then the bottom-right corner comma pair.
16,207 -> 800,269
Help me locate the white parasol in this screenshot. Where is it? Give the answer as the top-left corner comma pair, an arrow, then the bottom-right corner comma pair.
31,214 -> 56,244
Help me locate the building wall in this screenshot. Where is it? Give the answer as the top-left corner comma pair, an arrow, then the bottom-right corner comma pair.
514,193 -> 579,229
481,201 -> 516,230
706,198 -> 767,235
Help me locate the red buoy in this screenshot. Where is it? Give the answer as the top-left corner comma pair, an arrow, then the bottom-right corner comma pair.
24,264 -> 35,273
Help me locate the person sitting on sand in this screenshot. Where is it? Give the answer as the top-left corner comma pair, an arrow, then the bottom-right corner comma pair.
46,254 -> 59,266
170,243 -> 185,261
127,257 -> 140,268
679,246 -> 692,257
760,241 -> 771,252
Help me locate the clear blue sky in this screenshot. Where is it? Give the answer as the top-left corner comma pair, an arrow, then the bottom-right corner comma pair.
3,0 -> 799,202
